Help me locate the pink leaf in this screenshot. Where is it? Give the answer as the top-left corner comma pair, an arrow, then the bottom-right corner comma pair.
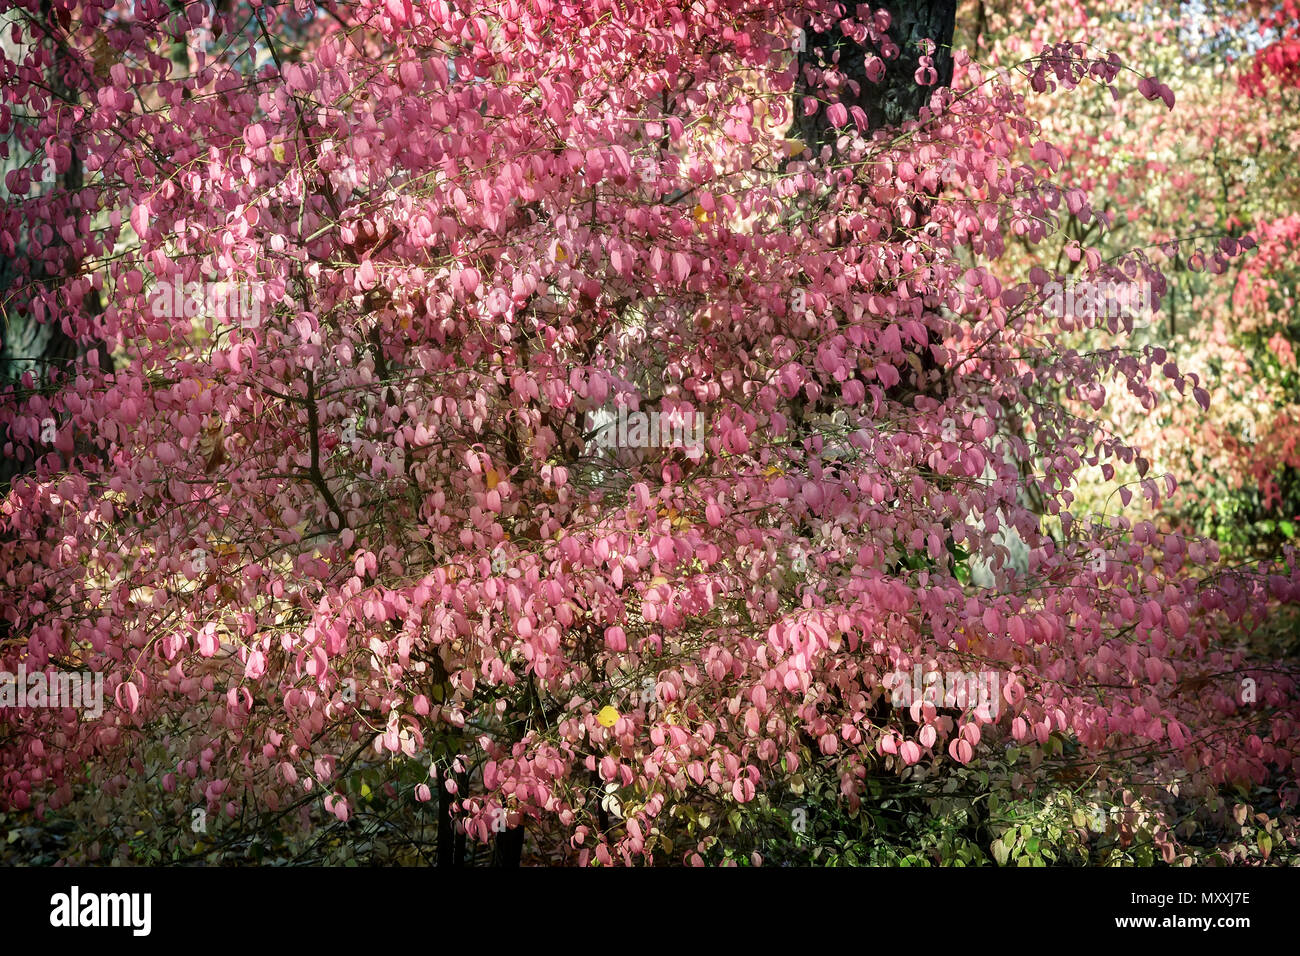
116,681 -> 140,714
732,776 -> 756,802
671,251 -> 691,284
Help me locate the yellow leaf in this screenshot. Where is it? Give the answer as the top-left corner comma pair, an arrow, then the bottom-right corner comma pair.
485,468 -> 500,490
90,33 -> 116,82
271,142 -> 286,163
597,705 -> 619,727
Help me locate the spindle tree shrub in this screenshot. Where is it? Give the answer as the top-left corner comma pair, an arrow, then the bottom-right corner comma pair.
0,0 -> 1297,865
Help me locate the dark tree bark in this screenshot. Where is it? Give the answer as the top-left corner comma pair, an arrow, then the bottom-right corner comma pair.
436,765 -> 457,867
452,768 -> 469,865
787,0 -> 958,408
491,825 -> 525,867
1,0 -> 110,492
0,4 -> 72,419
792,0 -> 957,148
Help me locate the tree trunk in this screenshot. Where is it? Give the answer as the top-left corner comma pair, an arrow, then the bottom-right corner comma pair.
491,825 -> 525,867
788,0 -> 958,415
436,765 -> 457,867
793,0 -> 957,148
1,1 -> 110,492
